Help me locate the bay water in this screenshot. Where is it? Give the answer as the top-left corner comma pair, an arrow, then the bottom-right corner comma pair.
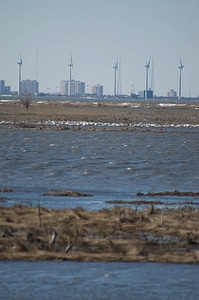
0,122 -> 199,299
0,126 -> 199,209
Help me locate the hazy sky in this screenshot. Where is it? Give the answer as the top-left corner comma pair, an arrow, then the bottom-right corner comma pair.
1,0 -> 199,96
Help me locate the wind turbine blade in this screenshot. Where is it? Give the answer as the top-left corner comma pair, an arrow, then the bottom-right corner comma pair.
113,61 -> 118,69
19,54 -> 22,64
179,56 -> 183,68
145,58 -> 150,68
69,51 -> 73,67
68,51 -> 73,67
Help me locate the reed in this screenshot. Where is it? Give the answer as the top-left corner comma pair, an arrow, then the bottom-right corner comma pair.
0,204 -> 199,263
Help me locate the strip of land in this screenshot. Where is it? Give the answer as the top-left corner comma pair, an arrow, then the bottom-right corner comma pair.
0,100 -> 199,129
1,204 -> 199,263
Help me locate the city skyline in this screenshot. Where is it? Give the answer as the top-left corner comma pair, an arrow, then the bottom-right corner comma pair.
0,0 -> 199,97
0,52 -> 190,98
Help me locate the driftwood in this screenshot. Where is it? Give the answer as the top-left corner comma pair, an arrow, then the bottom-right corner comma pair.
49,229 -> 58,246
146,203 -> 154,215
65,227 -> 78,253
64,238 -> 77,253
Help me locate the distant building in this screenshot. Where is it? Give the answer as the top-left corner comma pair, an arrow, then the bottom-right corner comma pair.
167,89 -> 177,98
91,84 -> 103,97
75,81 -> 85,96
146,89 -> 153,99
0,80 -> 5,94
139,89 -> 153,99
20,80 -> 39,95
5,86 -> 11,94
60,80 -> 69,96
70,80 -> 76,96
130,93 -> 138,99
138,90 -> 145,98
0,80 -> 11,94
59,80 -> 85,96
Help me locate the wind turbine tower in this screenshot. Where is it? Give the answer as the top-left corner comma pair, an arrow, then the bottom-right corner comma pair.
145,58 -> 150,99
36,49 -> 38,82
178,57 -> 184,99
113,60 -> 118,97
17,55 -> 22,97
68,54 -> 73,96
117,58 -> 122,96
150,56 -> 154,92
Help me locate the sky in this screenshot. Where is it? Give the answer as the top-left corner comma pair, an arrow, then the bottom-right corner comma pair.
1,0 -> 199,97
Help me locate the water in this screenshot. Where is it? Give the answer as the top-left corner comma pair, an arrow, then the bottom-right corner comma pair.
0,261 -> 199,299
0,124 -> 199,298
0,126 -> 199,209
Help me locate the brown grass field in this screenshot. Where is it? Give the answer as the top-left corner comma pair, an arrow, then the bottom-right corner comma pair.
1,203 -> 199,263
0,99 -> 199,128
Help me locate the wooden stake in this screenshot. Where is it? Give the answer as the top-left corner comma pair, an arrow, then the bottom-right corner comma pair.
38,199 -> 41,228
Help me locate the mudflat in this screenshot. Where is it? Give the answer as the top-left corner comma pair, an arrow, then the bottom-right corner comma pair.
0,99 -> 199,128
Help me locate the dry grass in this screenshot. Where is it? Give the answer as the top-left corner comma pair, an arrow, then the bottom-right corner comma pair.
1,204 -> 199,263
0,100 -> 199,129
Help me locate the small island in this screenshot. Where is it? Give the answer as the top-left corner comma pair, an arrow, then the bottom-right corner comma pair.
1,202 -> 199,263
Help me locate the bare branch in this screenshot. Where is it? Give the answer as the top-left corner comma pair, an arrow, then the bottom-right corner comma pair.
21,90 -> 31,111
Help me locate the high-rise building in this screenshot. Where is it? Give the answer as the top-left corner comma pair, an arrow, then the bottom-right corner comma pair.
59,80 -> 85,96
70,80 -> 76,96
20,80 -> 39,95
75,81 -> 85,96
0,80 -> 5,94
0,80 -> 11,94
91,84 -> 103,97
60,80 -> 69,95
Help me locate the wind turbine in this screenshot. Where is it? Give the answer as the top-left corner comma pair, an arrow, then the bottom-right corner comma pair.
113,60 -> 118,97
17,55 -> 22,97
145,58 -> 150,99
178,57 -> 184,99
68,54 -> 73,96
117,58 -> 122,95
